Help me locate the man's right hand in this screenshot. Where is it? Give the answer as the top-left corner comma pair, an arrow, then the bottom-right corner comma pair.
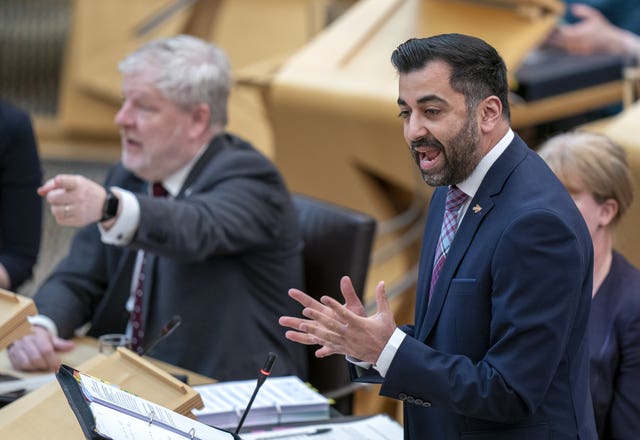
37,174 -> 109,227
7,326 -> 75,372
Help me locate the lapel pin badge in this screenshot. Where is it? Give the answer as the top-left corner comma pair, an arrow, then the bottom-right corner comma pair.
472,204 -> 482,213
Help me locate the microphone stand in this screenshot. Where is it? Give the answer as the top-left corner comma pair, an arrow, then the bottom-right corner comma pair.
140,315 -> 182,356
234,352 -> 277,436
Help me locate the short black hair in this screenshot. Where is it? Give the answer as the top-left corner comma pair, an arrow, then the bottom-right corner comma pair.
391,34 -> 510,120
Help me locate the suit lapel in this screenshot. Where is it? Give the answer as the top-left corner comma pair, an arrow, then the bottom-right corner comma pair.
178,134 -> 226,198
414,189 -> 445,335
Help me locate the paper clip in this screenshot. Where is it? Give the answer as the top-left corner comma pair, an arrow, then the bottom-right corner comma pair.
189,427 -> 196,439
148,409 -> 155,426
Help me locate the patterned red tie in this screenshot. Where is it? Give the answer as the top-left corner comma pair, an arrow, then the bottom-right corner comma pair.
130,182 -> 168,354
429,186 -> 468,302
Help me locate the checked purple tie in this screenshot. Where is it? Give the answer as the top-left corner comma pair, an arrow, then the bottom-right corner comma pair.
429,186 -> 469,302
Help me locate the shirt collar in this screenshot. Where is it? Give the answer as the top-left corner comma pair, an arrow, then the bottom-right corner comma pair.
155,142 -> 209,197
456,128 -> 514,199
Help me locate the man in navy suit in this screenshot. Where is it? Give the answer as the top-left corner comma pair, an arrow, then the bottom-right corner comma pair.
280,34 -> 597,439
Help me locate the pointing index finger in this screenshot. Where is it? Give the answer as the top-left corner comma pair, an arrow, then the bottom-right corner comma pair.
54,174 -> 76,191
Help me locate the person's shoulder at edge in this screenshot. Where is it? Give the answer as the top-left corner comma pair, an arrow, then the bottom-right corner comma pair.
607,251 -> 640,301
0,99 -> 33,129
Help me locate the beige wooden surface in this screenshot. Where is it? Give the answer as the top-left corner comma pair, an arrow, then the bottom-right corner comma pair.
0,337 -> 215,438
266,0 -> 561,213
0,336 -> 214,385
0,291 -> 37,351
50,0 -> 353,161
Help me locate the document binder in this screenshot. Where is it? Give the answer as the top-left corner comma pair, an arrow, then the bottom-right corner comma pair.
56,365 -> 106,440
56,364 -> 240,440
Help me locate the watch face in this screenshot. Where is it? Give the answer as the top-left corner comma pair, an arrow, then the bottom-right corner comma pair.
101,191 -> 119,221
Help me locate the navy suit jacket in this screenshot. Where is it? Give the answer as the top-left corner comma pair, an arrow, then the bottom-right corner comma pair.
378,134 -> 597,439
0,100 -> 42,290
590,251 -> 640,439
34,133 -> 307,381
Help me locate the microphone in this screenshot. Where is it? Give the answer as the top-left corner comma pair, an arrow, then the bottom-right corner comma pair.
140,315 -> 182,356
234,352 -> 277,435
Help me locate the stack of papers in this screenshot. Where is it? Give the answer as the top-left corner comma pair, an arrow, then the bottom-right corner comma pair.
241,414 -> 403,440
193,376 -> 330,429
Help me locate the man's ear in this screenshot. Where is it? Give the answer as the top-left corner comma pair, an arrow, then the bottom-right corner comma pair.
599,198 -> 619,228
478,96 -> 502,133
188,103 -> 211,138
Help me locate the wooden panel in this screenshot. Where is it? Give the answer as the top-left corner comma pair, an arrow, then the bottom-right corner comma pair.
267,0 -> 561,212
54,0 -> 348,158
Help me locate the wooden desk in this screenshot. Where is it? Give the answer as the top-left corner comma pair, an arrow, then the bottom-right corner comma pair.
0,336 -> 214,386
0,338 -> 213,438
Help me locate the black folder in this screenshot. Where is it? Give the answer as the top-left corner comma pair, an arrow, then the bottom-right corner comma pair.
57,365 -> 108,440
56,364 -> 240,440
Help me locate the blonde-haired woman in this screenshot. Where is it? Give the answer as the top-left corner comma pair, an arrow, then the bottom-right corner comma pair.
539,132 -> 640,439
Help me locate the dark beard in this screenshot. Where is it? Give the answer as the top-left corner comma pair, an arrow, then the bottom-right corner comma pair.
411,116 -> 482,187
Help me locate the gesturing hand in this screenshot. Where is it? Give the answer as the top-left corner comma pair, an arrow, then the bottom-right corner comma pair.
279,276 -> 397,364
38,174 -> 108,227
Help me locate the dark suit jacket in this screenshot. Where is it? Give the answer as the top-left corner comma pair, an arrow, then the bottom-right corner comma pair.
379,135 -> 597,439
34,133 -> 307,381
0,100 -> 42,290
590,251 -> 640,439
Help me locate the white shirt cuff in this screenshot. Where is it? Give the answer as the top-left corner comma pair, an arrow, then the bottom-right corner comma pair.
346,355 -> 373,369
372,328 -> 406,377
99,187 -> 140,245
28,314 -> 59,338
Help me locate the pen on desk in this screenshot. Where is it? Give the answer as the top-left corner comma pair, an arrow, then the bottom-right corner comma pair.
253,427 -> 332,439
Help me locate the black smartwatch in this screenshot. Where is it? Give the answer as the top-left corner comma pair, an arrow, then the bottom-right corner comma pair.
100,189 -> 119,222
